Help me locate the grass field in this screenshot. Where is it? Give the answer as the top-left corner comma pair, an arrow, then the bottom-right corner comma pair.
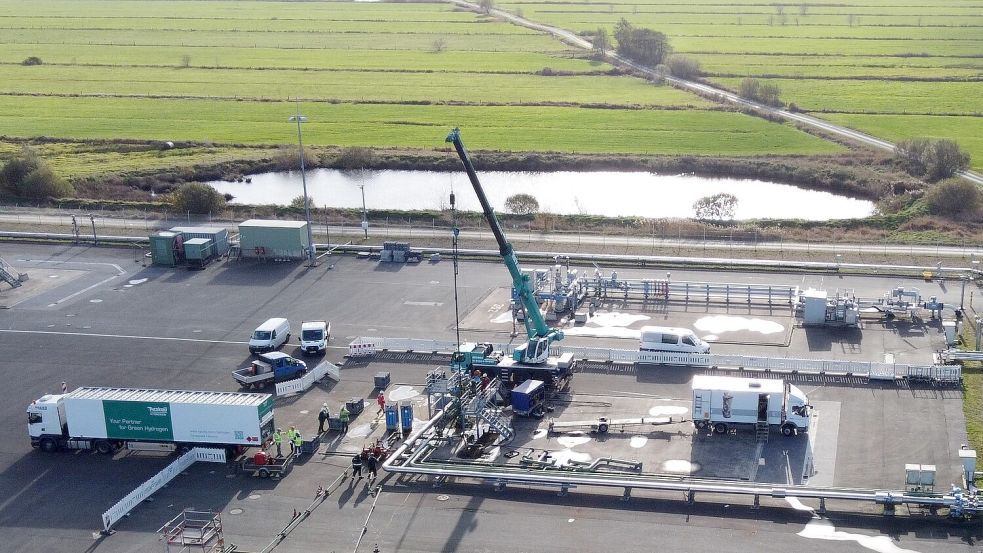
0,0 -> 842,165
500,0 -> 983,169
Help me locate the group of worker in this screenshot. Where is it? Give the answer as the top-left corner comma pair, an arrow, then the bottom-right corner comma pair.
270,426 -> 304,458
350,450 -> 380,481
317,402 -> 351,434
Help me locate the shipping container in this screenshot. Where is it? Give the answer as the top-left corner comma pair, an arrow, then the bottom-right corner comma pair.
239,219 -> 309,259
170,226 -> 230,256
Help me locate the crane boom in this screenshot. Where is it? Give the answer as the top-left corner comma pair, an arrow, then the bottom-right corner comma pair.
446,128 -> 563,364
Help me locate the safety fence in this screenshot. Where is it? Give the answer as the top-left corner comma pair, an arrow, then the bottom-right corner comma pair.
586,278 -> 798,306
275,360 -> 341,397
348,337 -> 961,383
101,447 -> 226,533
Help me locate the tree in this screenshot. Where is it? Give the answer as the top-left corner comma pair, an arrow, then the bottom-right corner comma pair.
738,78 -> 782,106
504,193 -> 540,215
21,56 -> 42,66
0,146 -> 73,199
430,37 -> 447,54
666,54 -> 701,79
172,182 -> 225,214
924,178 -> 981,215
738,77 -> 760,100
613,18 -> 671,66
290,195 -> 308,209
592,28 -> 610,60
693,193 -> 738,220
895,137 -> 970,181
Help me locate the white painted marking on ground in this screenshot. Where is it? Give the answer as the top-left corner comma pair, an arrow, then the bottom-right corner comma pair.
661,459 -> 700,473
587,312 -> 650,327
387,385 -> 419,402
694,315 -> 784,335
89,299 -> 102,303
549,449 -> 591,467
556,435 -> 591,448
490,312 -> 513,324
785,498 -> 922,553
629,436 -> 648,448
404,301 -> 443,307
128,278 -> 148,285
648,406 -> 688,417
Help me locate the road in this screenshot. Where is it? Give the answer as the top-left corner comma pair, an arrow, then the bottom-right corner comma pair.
457,1 -> 983,186
2,209 -> 982,260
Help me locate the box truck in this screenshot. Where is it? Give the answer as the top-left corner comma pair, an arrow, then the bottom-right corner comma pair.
691,375 -> 810,436
28,387 -> 274,454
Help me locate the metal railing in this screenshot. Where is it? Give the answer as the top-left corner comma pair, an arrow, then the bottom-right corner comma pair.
349,336 -> 961,383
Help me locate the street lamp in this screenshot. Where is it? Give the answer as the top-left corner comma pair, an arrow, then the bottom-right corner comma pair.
288,113 -> 315,265
357,183 -> 368,239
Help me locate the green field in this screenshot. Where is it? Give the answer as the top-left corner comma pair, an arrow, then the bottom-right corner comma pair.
501,0 -> 983,169
0,0 -> 845,166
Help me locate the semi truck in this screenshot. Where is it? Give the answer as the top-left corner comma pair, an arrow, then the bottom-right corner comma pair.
28,387 -> 274,454
692,375 -> 811,436
233,352 -> 307,388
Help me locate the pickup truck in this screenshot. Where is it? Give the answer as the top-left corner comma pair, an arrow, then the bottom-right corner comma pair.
233,352 -> 307,389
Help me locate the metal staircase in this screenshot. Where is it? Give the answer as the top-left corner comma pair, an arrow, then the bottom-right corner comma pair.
755,421 -> 770,443
462,377 -> 515,441
0,257 -> 24,288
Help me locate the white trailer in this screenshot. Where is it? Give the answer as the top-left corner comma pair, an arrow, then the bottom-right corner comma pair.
691,375 -> 810,436
28,387 -> 274,454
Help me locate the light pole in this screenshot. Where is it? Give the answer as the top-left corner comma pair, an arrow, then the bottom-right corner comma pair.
358,183 -> 368,239
288,113 -> 315,265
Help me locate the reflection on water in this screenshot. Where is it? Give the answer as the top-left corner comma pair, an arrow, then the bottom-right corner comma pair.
209,169 -> 874,221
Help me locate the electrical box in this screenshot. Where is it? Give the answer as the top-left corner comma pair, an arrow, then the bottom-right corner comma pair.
802,289 -> 828,325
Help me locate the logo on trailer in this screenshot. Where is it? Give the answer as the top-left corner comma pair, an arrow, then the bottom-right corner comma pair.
147,406 -> 168,417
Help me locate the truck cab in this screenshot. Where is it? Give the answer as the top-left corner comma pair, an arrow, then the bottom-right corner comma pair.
28,394 -> 67,451
784,383 -> 811,432
300,321 -> 330,355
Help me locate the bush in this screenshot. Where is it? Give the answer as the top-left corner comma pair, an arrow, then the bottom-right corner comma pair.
666,55 -> 701,79
336,146 -> 376,170
21,56 -> 42,66
0,146 -> 73,199
504,193 -> 540,215
924,178 -> 981,215
614,19 -> 671,66
290,195 -> 309,209
895,138 -> 970,182
693,193 -> 738,220
172,182 -> 225,214
739,78 -> 782,106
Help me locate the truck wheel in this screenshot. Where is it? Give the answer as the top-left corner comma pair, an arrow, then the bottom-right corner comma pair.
258,468 -> 270,478
39,438 -> 58,453
781,423 -> 796,437
713,423 -> 728,434
597,423 -> 609,434
94,440 -> 114,455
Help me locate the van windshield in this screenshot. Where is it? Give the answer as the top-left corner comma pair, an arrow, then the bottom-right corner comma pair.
682,336 -> 696,346
253,330 -> 272,340
302,330 -> 323,341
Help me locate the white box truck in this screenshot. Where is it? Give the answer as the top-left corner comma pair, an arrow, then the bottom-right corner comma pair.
692,375 -> 810,436
300,320 -> 330,355
28,387 -> 274,454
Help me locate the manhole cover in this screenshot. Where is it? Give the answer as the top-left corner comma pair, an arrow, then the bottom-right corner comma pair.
436,495 -> 450,502
229,508 -> 244,515
248,494 -> 261,500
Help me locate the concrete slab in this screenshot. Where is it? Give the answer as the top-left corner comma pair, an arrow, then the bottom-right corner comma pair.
0,267 -> 86,308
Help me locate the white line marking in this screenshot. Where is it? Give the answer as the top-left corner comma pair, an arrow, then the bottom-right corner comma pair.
0,329 -> 355,349
403,301 -> 443,307
16,259 -> 127,305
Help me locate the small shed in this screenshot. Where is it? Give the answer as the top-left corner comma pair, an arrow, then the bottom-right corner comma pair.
169,226 -> 229,256
150,231 -> 183,267
239,219 -> 309,260
183,238 -> 215,268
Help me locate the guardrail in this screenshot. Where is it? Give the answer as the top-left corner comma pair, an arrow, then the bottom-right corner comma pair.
101,447 -> 226,534
349,336 -> 961,383
274,360 -> 341,397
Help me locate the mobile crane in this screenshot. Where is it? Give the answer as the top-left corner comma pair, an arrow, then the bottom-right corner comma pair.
445,129 -> 573,389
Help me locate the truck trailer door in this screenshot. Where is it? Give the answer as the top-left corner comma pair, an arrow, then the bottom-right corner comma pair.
757,394 -> 769,422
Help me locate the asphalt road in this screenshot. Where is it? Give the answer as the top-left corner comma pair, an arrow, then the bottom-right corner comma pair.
0,243 -> 976,553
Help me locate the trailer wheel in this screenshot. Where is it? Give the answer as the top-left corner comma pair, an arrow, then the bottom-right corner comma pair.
781,423 -> 796,437
258,468 -> 270,478
713,423 -> 728,434
597,423 -> 609,434
39,438 -> 58,453
94,440 -> 114,455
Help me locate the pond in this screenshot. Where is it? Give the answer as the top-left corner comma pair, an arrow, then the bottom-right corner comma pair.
208,169 -> 874,221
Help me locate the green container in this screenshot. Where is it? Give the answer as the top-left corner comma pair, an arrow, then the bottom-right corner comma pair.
239,219 -> 310,260
183,238 -> 215,261
169,226 -> 229,256
149,232 -> 178,267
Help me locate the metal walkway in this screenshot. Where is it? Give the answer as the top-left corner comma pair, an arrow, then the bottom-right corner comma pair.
0,256 -> 23,288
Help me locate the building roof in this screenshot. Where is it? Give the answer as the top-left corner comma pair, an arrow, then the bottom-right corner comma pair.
239,219 -> 308,229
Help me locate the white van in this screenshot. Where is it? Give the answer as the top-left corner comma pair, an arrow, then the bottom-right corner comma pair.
249,318 -> 290,354
300,320 -> 330,355
639,326 -> 710,354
